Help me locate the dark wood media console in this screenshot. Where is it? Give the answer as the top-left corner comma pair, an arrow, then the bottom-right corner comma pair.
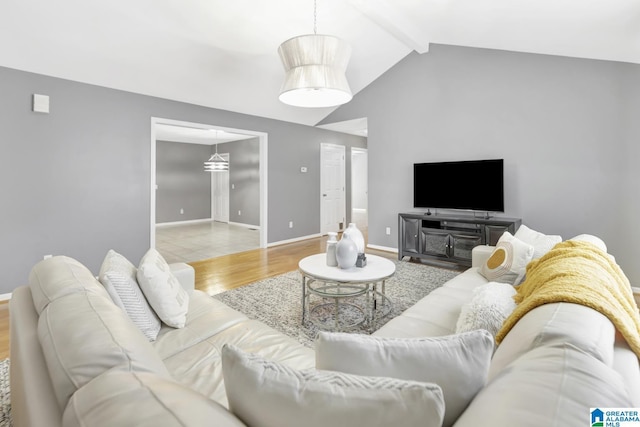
398,212 -> 521,267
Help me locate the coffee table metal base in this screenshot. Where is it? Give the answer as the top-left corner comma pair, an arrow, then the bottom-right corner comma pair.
303,279 -> 371,332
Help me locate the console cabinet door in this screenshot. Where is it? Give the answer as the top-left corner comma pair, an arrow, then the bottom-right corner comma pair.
450,233 -> 483,262
402,218 -> 421,255
485,224 -> 511,245
421,229 -> 450,257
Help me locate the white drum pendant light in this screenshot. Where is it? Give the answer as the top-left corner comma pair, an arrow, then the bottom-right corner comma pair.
278,0 -> 352,108
204,144 -> 229,172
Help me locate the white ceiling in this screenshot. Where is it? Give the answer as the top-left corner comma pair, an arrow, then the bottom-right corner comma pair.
2,0 -> 639,130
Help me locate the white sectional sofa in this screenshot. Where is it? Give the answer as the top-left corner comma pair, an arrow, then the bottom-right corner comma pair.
9,232 -> 640,427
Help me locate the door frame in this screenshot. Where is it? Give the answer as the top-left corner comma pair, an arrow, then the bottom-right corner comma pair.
320,143 -> 346,235
150,117 -> 268,249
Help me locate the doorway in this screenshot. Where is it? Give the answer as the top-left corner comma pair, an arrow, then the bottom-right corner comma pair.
150,117 -> 268,255
351,147 -> 368,230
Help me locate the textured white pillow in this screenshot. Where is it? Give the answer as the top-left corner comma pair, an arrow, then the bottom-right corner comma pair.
221,344 -> 445,427
456,282 -> 517,337
99,250 -> 161,341
479,232 -> 534,285
514,224 -> 562,259
137,248 -> 189,328
315,330 -> 494,427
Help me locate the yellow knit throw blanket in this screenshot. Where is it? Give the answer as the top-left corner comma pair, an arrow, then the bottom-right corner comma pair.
495,240 -> 640,358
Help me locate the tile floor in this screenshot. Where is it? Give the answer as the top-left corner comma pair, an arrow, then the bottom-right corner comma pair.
155,221 -> 260,263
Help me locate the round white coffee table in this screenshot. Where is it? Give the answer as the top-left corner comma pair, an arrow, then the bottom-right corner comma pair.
298,253 -> 396,331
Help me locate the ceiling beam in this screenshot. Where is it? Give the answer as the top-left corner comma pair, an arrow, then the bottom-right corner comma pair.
348,0 -> 430,54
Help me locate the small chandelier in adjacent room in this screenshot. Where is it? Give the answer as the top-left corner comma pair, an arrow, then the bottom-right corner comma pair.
277,0 -> 352,108
204,144 -> 229,172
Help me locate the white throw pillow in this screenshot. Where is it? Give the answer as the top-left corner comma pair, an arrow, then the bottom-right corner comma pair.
456,282 -> 517,338
99,250 -> 161,341
479,231 -> 534,286
514,224 -> 562,259
221,344 -> 445,427
137,248 -> 189,328
315,330 -> 494,427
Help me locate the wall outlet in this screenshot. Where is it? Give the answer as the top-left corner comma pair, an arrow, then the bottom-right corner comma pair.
385,227 -> 391,235
289,221 -> 293,228
180,208 -> 184,215
238,210 -> 241,216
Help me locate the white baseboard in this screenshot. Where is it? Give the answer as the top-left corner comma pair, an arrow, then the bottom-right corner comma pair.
268,233 -> 323,247
367,244 -> 398,254
0,293 -> 12,302
229,222 -> 260,230
156,218 -> 213,227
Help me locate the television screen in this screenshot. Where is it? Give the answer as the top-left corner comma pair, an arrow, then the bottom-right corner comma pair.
413,159 -> 504,212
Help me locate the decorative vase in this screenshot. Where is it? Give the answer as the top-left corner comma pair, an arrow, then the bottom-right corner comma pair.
336,233 -> 358,269
343,223 -> 365,255
326,232 -> 338,267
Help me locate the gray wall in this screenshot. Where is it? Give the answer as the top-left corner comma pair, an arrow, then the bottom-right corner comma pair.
218,138 -> 260,226
0,66 -> 365,292
156,140 -> 212,223
322,44 -> 640,284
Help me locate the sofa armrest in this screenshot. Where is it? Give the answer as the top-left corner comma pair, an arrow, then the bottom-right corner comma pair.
472,245 -> 494,268
10,286 -> 63,427
169,263 -> 195,294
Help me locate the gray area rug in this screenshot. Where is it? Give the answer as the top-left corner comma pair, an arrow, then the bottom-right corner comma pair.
0,359 -> 10,427
214,261 -> 460,347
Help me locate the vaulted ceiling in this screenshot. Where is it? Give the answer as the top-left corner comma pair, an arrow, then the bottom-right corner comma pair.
2,0 -> 639,127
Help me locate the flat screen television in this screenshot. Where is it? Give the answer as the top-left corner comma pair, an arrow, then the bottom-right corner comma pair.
413,159 -> 504,212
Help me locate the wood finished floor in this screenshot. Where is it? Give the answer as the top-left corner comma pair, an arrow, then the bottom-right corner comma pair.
0,234 -> 397,361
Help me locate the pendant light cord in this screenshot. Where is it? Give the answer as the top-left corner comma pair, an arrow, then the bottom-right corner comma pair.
313,0 -> 317,34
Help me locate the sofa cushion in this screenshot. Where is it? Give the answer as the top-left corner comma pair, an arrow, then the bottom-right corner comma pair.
456,281 -> 517,338
315,330 -> 493,427
221,344 -> 445,427
374,268 -> 487,338
479,231 -> 534,285
454,343 -> 634,427
514,224 -> 562,259
38,291 -> 171,411
63,371 -> 247,427
152,291 -> 249,360
569,233 -> 607,252
162,318 -> 315,408
137,248 -> 189,328
29,256 -> 111,315
99,249 -> 161,341
489,302 -> 616,380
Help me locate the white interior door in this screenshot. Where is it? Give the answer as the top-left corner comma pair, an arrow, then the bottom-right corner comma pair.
320,143 -> 346,234
351,147 -> 368,228
211,153 -> 230,223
